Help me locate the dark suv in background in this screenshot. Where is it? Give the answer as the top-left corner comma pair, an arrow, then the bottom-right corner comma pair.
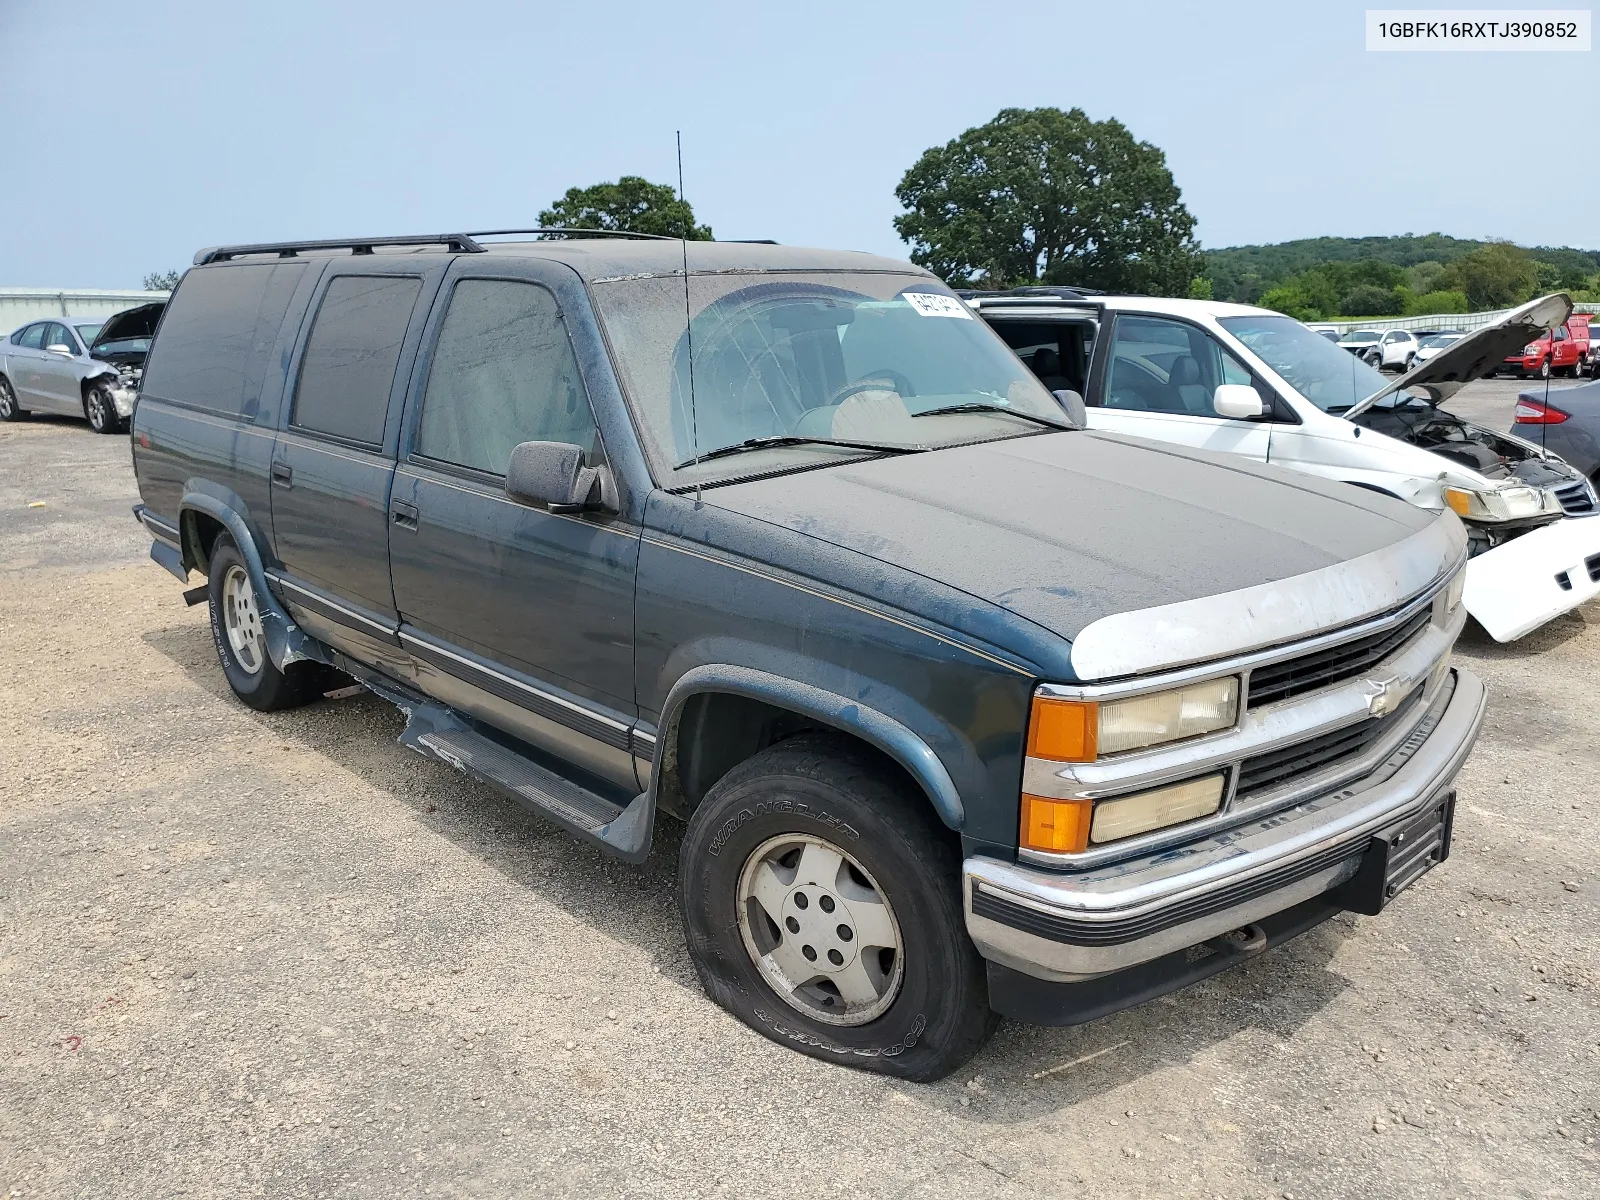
130,231 -> 1484,1079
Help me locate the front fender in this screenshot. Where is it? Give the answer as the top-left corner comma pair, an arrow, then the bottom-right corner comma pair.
178,490 -> 330,673
651,656 -> 968,831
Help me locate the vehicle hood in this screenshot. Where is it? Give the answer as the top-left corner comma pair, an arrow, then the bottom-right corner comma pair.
1345,293 -> 1572,417
705,431 -> 1436,648
89,302 -> 164,363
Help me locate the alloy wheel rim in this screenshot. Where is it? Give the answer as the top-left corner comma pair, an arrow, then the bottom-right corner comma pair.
0,383 -> 13,417
89,389 -> 108,428
221,564 -> 264,674
736,832 -> 904,1027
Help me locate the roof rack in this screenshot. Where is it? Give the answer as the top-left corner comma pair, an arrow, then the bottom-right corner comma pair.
465,227 -> 675,242
956,284 -> 1106,300
194,233 -> 486,265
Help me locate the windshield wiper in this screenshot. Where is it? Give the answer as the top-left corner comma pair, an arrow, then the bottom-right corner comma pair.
675,435 -> 926,469
910,402 -> 1072,430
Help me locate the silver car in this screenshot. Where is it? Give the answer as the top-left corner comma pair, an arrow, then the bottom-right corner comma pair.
0,316 -> 137,433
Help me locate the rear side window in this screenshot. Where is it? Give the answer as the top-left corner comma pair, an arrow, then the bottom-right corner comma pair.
414,279 -> 596,475
15,324 -> 45,349
291,275 -> 422,445
140,263 -> 305,416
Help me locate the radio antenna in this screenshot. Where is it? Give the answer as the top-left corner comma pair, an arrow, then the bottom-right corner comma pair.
678,130 -> 701,507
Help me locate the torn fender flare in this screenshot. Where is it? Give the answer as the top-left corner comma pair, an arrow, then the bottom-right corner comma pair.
177,491 -> 333,673
652,663 -> 966,830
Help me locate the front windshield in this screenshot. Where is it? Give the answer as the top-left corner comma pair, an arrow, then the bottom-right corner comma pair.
74,322 -> 104,344
95,336 -> 153,354
1421,334 -> 1463,349
1342,331 -> 1380,344
1220,314 -> 1390,413
592,272 -> 1067,486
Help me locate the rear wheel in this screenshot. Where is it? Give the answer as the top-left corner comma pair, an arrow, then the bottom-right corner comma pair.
207,536 -> 322,712
678,733 -> 994,1081
0,376 -> 26,421
84,381 -> 121,434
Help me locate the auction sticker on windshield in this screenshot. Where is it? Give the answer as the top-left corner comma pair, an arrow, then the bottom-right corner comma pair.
902,292 -> 974,319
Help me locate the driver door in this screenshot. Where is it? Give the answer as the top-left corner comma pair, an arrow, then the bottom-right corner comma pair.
1085,312 -> 1273,461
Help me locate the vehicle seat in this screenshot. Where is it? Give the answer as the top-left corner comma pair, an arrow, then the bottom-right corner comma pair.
1030,347 -> 1072,392
829,388 -> 918,440
1168,355 -> 1211,414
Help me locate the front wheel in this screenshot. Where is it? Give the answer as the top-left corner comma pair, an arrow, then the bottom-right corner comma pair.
85,381 -> 122,434
678,733 -> 993,1081
0,376 -> 27,421
207,536 -> 323,711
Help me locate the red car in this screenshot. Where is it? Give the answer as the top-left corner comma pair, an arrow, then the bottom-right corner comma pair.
1499,321 -> 1584,379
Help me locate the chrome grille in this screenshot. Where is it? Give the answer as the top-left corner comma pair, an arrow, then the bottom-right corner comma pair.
1247,607 -> 1431,709
1237,687 -> 1423,795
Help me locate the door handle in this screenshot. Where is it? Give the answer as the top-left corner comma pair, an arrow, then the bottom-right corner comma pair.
270,463 -> 293,488
391,500 -> 419,530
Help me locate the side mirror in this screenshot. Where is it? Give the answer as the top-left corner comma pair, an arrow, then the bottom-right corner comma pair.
46,343 -> 74,357
505,440 -> 602,512
1052,388 -> 1088,429
1212,384 -> 1266,420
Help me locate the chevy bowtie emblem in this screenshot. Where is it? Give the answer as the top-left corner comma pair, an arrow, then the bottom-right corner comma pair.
1361,675 -> 1405,718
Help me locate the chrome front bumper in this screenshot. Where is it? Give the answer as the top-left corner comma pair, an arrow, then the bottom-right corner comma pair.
965,667 -> 1486,982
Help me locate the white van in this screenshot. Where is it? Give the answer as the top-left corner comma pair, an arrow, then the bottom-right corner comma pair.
972,289 -> 1599,642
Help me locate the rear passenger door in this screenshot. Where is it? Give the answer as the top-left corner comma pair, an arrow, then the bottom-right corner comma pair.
8,323 -> 51,408
268,265 -> 442,658
389,261 -> 641,788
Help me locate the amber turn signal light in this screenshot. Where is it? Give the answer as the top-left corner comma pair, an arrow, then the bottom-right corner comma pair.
1020,793 -> 1092,854
1026,696 -> 1098,762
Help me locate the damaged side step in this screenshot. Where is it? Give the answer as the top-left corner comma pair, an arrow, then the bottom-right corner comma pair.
397,701 -> 653,863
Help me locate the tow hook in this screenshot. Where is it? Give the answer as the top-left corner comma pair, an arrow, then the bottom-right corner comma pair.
1209,923 -> 1269,957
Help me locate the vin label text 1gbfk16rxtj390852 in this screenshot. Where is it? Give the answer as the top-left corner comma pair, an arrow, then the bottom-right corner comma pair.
1366,9 -> 1591,50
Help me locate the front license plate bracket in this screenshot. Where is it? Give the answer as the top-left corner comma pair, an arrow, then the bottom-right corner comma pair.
1336,790 -> 1456,916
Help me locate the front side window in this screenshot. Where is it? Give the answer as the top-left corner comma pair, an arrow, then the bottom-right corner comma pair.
292,275 -> 422,444
44,323 -> 76,352
1101,315 -> 1258,417
415,279 -> 597,475
591,272 -> 1066,487
1221,314 -> 1389,413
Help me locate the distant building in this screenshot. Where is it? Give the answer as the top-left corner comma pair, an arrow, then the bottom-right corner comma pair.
0,287 -> 171,330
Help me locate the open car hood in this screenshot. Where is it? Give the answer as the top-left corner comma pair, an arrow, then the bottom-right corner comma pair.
89,302 -> 164,353
1343,292 -> 1573,420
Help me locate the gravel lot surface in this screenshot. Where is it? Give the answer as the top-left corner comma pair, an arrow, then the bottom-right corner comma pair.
3,385 -> 1598,1198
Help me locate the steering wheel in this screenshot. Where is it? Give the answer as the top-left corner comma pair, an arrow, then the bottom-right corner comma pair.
830,370 -> 916,405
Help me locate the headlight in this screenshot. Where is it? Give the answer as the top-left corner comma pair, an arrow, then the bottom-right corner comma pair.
1020,774 -> 1228,854
1027,677 -> 1240,763
1524,344 -> 1541,355
1443,484 -> 1542,522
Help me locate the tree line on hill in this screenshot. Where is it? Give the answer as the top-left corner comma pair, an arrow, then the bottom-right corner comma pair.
143,108 -> 1600,321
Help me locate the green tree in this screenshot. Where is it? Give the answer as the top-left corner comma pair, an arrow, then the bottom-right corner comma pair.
538,176 -> 712,239
1258,284 -> 1322,322
1404,289 -> 1469,315
893,107 -> 1202,295
143,270 -> 182,291
1533,260 -> 1562,291
1406,260 -> 1450,295
1186,276 -> 1214,300
1450,242 -> 1538,309
1340,284 -> 1404,317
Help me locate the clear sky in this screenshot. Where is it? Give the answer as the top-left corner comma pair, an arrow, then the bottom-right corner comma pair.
1,0 -> 1594,288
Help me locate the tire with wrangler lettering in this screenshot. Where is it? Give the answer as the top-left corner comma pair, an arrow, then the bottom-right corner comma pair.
678,732 -> 993,1080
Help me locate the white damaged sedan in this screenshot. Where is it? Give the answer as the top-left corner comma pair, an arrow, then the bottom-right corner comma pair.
973,290 -> 1600,643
